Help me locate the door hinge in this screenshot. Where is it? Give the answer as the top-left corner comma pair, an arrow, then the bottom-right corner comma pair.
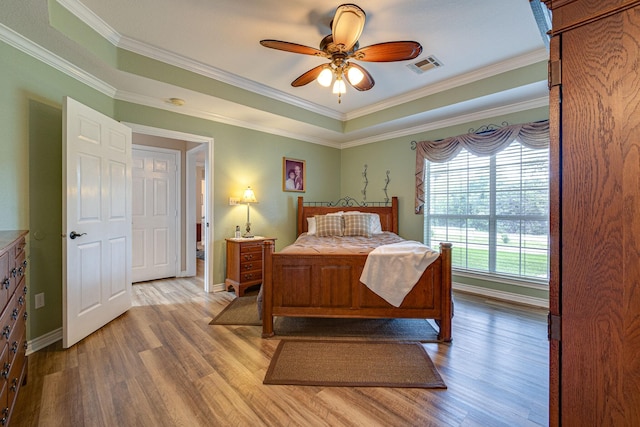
548,59 -> 561,88
548,313 -> 561,341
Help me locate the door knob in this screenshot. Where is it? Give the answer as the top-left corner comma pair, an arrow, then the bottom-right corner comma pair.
69,231 -> 87,240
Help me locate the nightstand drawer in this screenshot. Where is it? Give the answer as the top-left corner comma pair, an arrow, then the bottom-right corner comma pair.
240,241 -> 263,253
240,259 -> 262,273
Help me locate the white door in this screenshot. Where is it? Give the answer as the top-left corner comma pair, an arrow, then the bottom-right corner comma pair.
131,148 -> 178,282
63,96 -> 132,348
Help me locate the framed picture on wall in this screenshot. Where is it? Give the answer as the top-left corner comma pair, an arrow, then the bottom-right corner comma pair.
283,157 -> 306,192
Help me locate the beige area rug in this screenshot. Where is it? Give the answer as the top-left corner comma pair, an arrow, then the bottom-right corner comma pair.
209,295 -> 439,342
263,340 -> 447,388
209,295 -> 262,326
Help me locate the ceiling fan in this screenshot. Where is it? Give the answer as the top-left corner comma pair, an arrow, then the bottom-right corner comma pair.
260,3 -> 422,103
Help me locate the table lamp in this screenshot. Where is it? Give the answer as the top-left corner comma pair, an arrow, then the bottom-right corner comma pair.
241,186 -> 258,237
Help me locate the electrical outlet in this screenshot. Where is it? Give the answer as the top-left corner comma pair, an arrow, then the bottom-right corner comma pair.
35,292 -> 45,309
229,197 -> 239,206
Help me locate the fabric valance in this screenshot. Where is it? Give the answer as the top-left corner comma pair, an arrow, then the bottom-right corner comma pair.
414,120 -> 549,213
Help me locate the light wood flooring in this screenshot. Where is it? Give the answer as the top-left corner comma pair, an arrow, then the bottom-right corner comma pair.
12,271 -> 549,426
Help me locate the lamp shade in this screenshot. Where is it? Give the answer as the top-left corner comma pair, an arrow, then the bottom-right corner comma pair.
241,186 -> 258,204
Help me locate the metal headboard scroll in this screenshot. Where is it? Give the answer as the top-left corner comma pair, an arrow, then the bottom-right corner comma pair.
361,164 -> 368,201
303,196 -> 390,207
383,170 -> 391,204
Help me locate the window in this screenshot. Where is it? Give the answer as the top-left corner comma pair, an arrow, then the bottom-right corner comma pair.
424,141 -> 549,282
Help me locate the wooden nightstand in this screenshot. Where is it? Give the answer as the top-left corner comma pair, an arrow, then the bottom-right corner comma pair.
225,237 -> 276,296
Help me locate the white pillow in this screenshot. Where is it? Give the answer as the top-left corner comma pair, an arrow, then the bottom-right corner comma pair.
307,217 -> 316,235
370,213 -> 383,234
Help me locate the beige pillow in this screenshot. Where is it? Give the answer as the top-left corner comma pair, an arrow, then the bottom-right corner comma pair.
343,213 -> 372,237
315,214 -> 344,237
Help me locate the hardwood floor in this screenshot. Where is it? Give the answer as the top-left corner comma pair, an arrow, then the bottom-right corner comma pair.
12,277 -> 549,426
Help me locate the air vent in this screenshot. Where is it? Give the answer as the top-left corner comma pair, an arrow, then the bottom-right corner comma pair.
407,55 -> 443,74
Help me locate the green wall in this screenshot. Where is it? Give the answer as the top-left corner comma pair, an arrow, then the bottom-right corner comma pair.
340,107 -> 550,301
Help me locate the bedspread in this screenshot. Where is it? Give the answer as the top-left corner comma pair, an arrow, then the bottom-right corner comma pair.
278,232 -> 439,307
279,232 -> 405,255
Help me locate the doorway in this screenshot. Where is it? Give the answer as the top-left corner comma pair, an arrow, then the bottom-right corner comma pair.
124,123 -> 214,292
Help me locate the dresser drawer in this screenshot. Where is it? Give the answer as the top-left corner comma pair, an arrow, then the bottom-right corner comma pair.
239,241 -> 263,254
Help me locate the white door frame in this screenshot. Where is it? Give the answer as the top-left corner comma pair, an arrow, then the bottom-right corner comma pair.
123,123 -> 214,292
186,144 -> 206,279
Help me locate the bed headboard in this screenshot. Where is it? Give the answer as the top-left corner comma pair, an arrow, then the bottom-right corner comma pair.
296,196 -> 399,236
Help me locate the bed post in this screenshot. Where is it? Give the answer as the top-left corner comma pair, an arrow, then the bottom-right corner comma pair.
296,196 -> 305,237
439,242 -> 453,342
391,196 -> 399,234
262,240 -> 275,337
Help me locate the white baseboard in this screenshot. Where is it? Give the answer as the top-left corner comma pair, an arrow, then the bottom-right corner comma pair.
211,282 -> 225,292
26,327 -> 62,355
453,282 -> 548,308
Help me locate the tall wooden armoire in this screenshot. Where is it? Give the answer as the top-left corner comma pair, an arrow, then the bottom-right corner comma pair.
545,0 -> 640,425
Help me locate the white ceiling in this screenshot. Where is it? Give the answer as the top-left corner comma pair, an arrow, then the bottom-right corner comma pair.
0,0 -> 549,146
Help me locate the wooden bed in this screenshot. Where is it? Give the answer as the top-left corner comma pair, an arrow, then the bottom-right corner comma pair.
261,196 -> 453,341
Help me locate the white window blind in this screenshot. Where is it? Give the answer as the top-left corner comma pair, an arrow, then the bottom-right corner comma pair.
424,141 -> 549,282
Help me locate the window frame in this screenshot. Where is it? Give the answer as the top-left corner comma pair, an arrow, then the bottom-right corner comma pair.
424,141 -> 549,285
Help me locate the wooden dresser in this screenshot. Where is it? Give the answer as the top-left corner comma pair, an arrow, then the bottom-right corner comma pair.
225,237 -> 275,296
0,231 -> 28,427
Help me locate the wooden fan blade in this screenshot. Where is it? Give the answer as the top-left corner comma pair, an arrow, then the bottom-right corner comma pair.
353,41 -> 423,62
331,4 -> 366,51
260,40 -> 327,57
292,64 -> 327,87
345,63 -> 374,91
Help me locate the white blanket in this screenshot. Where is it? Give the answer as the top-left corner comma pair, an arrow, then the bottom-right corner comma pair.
359,241 -> 440,307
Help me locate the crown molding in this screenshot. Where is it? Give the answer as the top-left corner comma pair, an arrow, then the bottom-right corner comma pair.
339,95 -> 549,149
58,0 -> 344,121
0,23 -> 117,97
56,0 -> 549,125
345,48 -> 550,120
56,0 -> 121,45
117,36 -> 345,121
115,90 -> 342,149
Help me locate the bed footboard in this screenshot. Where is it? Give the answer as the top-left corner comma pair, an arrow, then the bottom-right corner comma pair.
261,240 -> 453,341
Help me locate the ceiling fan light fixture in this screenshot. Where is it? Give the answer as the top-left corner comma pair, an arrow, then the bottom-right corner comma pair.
346,65 -> 364,85
332,77 -> 346,94
317,67 -> 334,87
332,4 -> 366,51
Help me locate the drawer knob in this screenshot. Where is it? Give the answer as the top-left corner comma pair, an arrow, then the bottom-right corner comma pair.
22,260 -> 27,268
2,326 -> 10,339
10,268 -> 17,278
244,263 -> 253,270
2,279 -> 8,290
18,296 -> 24,306
11,309 -> 18,321
243,254 -> 254,261
1,363 -> 10,379
23,312 -> 28,321
10,342 -> 17,354
10,378 -> 18,392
